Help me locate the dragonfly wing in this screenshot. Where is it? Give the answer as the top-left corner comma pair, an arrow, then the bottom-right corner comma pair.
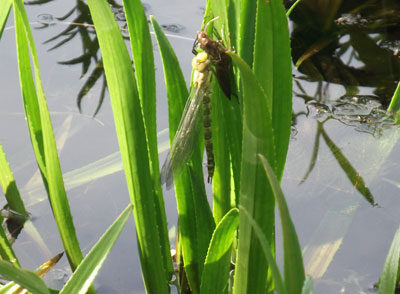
160,87 -> 203,189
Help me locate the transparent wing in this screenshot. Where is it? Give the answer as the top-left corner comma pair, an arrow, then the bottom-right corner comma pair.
160,86 -> 204,189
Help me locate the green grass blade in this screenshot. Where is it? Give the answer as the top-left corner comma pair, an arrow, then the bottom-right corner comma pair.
0,214 -> 19,267
387,81 -> 400,122
286,0 -> 303,17
258,154 -> 305,294
123,0 -> 173,279
13,3 -> 46,175
85,2 -> 169,292
1,253 -> 62,294
220,97 -> 243,209
151,16 -> 215,292
229,51 -> 276,294
60,205 -> 132,294
0,145 -> 22,266
378,226 -> 400,294
238,1 -> 257,66
208,0 -> 237,49
211,89 -> 233,222
239,206 -> 287,294
0,260 -> 49,294
0,0 -> 12,38
13,0 -> 86,275
200,208 -> 239,294
232,1 -> 293,291
149,16 -> 189,134
0,143 -> 28,219
123,0 -> 156,139
253,0 -> 292,180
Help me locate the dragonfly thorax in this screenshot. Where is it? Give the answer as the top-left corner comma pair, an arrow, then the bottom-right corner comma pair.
192,52 -> 211,88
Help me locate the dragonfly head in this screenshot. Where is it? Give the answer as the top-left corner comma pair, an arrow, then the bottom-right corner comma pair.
196,31 -> 210,50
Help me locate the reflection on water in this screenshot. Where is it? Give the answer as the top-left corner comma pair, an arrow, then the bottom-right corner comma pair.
31,0 -> 186,117
287,0 -> 400,102
285,1 -> 400,293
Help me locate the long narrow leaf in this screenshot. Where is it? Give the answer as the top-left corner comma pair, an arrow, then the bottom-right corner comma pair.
378,226 -> 400,294
238,1 -> 257,66
123,0 -> 173,280
211,88 -> 232,222
232,0 -> 292,291
0,145 -> 23,266
151,16 -> 215,293
0,0 -> 12,38
0,213 -> 19,267
258,154 -> 305,294
0,143 -> 28,219
229,51 -> 276,294
200,208 -> 239,294
253,0 -> 292,180
1,253 -> 63,294
0,260 -> 49,294
13,0 -> 86,274
60,205 -> 132,294
85,2 -> 169,292
387,81 -> 400,122
239,206 -> 287,294
388,81 -> 400,112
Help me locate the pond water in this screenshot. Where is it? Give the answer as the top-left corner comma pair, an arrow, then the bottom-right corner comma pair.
0,0 -> 399,293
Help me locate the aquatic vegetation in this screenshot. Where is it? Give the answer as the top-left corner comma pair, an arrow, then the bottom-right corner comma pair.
0,0 -> 399,293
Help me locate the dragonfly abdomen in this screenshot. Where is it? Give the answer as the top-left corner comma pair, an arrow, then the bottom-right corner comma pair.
202,91 -> 214,183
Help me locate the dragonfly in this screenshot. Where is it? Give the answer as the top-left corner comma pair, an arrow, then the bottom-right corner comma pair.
160,20 -> 233,189
160,51 -> 215,189
193,17 -> 233,100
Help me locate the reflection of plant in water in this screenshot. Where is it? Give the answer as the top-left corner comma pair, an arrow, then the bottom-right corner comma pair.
287,0 -> 400,102
293,77 -> 394,190
32,0 -> 125,116
32,0 -> 185,117
293,65 -> 394,134
304,119 -> 377,206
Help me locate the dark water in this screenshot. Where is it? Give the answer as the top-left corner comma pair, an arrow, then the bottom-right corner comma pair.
281,1 -> 400,293
0,0 -> 400,293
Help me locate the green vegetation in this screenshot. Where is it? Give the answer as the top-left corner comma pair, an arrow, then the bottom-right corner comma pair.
0,0 -> 399,293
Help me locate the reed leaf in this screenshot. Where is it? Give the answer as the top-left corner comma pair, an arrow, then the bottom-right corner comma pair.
0,260 -> 49,294
258,154 -> 306,294
229,50 -> 276,293
85,1 -> 169,292
378,226 -> 400,294
200,208 -> 239,294
13,0 -> 86,276
239,205 -> 287,294
123,0 -> 173,280
60,205 -> 132,294
253,0 -> 292,180
0,144 -> 28,220
0,0 -> 12,38
232,0 -> 292,292
150,16 -> 215,292
387,81 -> 400,122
